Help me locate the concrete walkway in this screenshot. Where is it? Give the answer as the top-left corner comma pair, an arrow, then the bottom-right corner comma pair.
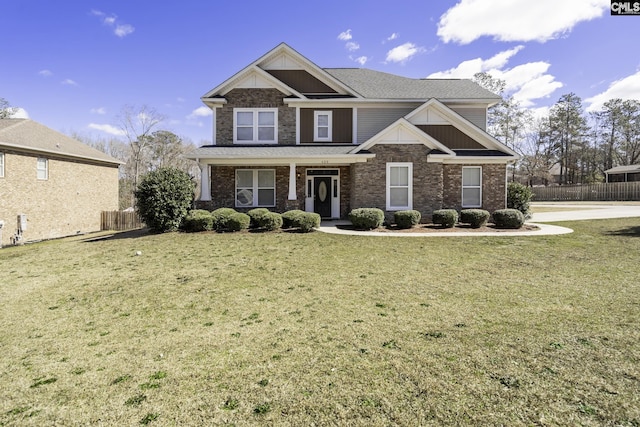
318,202 -> 640,237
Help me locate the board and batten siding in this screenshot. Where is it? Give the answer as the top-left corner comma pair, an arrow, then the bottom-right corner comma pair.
450,107 -> 487,130
356,108 -> 416,144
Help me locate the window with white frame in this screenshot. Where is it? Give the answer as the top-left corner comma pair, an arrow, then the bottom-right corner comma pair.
314,111 -> 332,142
386,162 -> 412,210
462,166 -> 482,207
234,108 -> 277,143
235,169 -> 275,207
37,157 -> 48,180
0,152 -> 4,178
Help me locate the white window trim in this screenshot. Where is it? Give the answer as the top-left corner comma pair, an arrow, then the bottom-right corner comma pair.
37,157 -> 48,180
386,162 -> 413,211
233,108 -> 278,144
462,166 -> 482,208
313,110 -> 332,142
235,169 -> 276,208
0,152 -> 4,178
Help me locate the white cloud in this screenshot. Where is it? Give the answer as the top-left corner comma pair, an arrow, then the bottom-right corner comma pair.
188,106 -> 213,119
38,69 -> 52,77
438,0 -> 609,44
61,79 -> 78,86
88,123 -> 126,136
345,41 -> 360,52
387,33 -> 399,41
90,107 -> 107,115
10,108 -> 30,119
427,46 -> 563,107
91,9 -> 135,38
353,56 -> 369,66
337,29 -> 352,41
385,42 -> 423,64
585,70 -> 640,112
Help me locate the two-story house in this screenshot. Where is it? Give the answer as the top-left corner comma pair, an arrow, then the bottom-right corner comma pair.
189,43 -> 518,220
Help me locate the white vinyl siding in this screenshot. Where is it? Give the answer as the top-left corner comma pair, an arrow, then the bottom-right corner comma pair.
462,166 -> 482,207
386,162 -> 412,211
314,111 -> 332,142
235,169 -> 275,207
233,108 -> 277,144
37,157 -> 48,180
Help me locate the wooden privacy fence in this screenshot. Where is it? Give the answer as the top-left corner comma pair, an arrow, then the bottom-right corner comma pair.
532,182 -> 640,202
101,210 -> 144,231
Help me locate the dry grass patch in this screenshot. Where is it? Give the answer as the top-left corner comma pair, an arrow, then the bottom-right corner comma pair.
1,220 -> 639,425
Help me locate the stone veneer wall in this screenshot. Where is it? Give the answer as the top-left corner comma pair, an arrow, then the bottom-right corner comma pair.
0,150 -> 119,246
442,163 -> 507,213
216,88 -> 296,145
350,144 -> 444,221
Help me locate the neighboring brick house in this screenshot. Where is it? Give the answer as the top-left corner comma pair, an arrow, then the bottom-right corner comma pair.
189,43 -> 518,220
0,118 -> 122,246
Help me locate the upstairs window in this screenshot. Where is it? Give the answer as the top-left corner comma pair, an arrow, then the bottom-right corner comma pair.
37,157 -> 48,180
0,152 -> 4,178
462,166 -> 482,207
234,108 -> 277,144
314,111 -> 332,142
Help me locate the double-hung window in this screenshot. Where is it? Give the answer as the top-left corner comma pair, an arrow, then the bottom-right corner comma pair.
37,157 -> 48,180
0,152 -> 4,178
234,108 -> 277,144
386,162 -> 412,210
314,111 -> 332,142
236,169 -> 276,207
462,166 -> 482,207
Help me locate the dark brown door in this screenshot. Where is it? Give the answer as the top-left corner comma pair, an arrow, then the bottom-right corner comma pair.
314,177 -> 332,218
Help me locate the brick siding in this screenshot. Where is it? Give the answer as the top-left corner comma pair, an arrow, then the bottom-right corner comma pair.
442,163 -> 506,213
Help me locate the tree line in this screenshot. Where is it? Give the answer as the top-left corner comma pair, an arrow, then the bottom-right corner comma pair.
475,73 -> 640,186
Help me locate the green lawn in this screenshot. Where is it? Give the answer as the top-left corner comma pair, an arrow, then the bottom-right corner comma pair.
1,220 -> 639,426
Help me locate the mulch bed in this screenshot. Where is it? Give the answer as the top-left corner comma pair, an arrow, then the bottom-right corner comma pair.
337,223 -> 540,233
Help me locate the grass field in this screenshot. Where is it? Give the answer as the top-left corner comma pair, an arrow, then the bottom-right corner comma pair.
1,219 -> 639,426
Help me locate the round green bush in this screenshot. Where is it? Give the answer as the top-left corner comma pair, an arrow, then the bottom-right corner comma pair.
134,167 -> 195,232
259,212 -> 283,231
297,212 -> 321,233
211,208 -> 237,231
492,208 -> 525,229
227,212 -> 251,232
247,208 -> 270,229
432,209 -> 458,228
181,209 -> 214,232
507,182 -> 533,219
459,209 -> 490,228
393,210 -> 421,229
282,210 -> 305,229
348,208 -> 384,230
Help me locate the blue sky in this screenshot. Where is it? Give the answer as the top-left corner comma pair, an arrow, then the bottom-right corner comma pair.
2,0 -> 639,145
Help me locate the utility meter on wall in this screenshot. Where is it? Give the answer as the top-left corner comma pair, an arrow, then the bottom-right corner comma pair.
18,214 -> 27,231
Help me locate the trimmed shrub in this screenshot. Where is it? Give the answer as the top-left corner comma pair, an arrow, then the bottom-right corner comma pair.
211,208 -> 237,231
432,209 -> 458,228
259,212 -> 283,231
507,182 -> 533,219
297,212 -> 321,233
247,208 -> 270,229
349,208 -> 384,230
460,209 -> 490,228
181,209 -> 214,232
282,210 -> 305,229
227,212 -> 251,232
134,167 -> 195,232
492,208 -> 525,229
394,210 -> 421,229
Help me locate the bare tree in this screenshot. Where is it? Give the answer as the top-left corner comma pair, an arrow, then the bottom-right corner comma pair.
0,97 -> 17,119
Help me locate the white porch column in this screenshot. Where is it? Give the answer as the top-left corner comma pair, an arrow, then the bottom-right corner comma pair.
288,162 -> 297,200
199,162 -> 211,201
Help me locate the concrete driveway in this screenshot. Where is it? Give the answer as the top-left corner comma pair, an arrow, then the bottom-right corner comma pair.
530,202 -> 640,222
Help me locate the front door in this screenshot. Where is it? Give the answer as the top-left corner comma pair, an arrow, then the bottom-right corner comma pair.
314,177 -> 332,218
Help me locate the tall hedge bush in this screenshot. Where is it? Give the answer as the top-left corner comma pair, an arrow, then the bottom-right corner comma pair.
135,168 -> 195,232
507,182 -> 533,219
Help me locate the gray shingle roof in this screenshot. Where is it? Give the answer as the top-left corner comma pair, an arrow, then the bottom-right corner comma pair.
605,164 -> 640,174
324,68 -> 501,100
188,144 -> 366,159
0,119 -> 122,165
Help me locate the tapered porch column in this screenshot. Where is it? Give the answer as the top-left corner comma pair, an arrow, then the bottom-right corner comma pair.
288,162 -> 297,200
199,162 -> 211,201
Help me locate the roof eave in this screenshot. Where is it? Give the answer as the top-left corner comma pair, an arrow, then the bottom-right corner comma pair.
0,142 -> 124,166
